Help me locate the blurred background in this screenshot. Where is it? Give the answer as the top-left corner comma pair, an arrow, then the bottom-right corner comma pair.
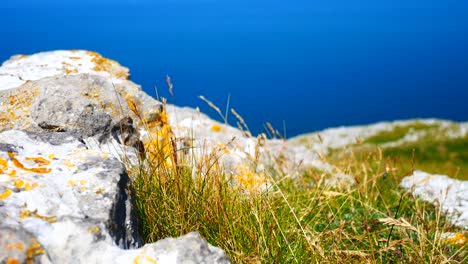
1,0 -> 467,137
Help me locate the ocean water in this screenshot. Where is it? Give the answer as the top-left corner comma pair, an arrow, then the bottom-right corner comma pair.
1,0 -> 467,137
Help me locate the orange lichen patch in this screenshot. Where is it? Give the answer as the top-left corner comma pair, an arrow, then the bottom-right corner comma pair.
79,180 -> 86,185
87,226 -> 100,234
211,124 -> 222,132
8,153 -> 52,174
3,90 -> 38,125
24,182 -> 38,191
81,186 -> 87,192
19,210 -> 30,218
14,179 -> 24,189
62,160 -> 75,168
100,153 -> 109,159
20,210 -> 57,223
68,180 -> 77,186
8,109 -> 16,118
26,240 -> 45,261
64,68 -> 76,74
445,232 -> 467,246
0,189 -> 12,200
95,188 -> 104,194
144,256 -> 158,264
133,256 -> 143,264
62,62 -> 79,74
6,258 -> 20,264
133,255 -> 158,264
9,170 -> 17,178
86,51 -> 129,79
0,157 -> 7,169
25,157 -> 51,166
6,242 -> 25,251
47,154 -> 56,160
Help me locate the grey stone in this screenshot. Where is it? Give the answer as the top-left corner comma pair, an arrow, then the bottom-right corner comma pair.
401,171 -> 468,229
30,76 -> 113,139
0,225 -> 53,263
0,130 -> 144,261
148,232 -> 230,264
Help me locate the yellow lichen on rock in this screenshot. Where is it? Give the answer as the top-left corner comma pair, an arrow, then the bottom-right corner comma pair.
133,254 -> 158,264
62,62 -> 79,75
86,51 -> 129,79
26,240 -> 46,262
25,157 -> 51,166
444,232 -> 467,246
68,180 -> 77,186
87,226 -> 100,234
19,209 -> 56,223
8,152 -> 52,174
0,189 -> 12,200
13,54 -> 28,60
211,124 -> 222,132
0,157 -> 7,169
24,182 -> 39,191
0,89 -> 38,130
6,258 -> 20,264
6,242 -> 25,251
14,179 -> 24,189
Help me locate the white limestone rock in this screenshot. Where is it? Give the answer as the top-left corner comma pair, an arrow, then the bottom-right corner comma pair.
0,130 -> 141,262
400,171 -> 468,229
0,50 -> 129,90
115,232 -> 230,264
0,130 -> 229,263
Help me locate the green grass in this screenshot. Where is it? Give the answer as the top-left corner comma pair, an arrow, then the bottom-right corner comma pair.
333,134 -> 468,181
381,135 -> 468,181
364,122 -> 438,145
121,98 -> 466,263
128,131 -> 467,263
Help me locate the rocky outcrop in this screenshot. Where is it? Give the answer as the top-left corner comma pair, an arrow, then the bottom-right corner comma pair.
401,171 -> 468,229
0,129 -> 231,263
0,51 -> 231,263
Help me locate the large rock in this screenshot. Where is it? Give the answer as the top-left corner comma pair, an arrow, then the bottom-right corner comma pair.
401,171 -> 468,229
0,129 -> 229,263
0,51 -> 232,263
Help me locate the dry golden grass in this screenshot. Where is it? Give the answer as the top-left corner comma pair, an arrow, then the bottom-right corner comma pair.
120,88 -> 466,263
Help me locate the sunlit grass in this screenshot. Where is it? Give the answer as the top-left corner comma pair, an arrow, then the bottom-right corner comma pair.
129,138 -> 466,263
123,94 -> 466,263
363,122 -> 438,145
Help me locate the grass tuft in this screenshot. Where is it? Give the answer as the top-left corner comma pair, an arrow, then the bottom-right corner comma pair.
124,95 -> 466,263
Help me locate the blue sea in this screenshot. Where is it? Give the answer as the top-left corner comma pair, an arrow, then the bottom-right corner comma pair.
1,0 -> 467,137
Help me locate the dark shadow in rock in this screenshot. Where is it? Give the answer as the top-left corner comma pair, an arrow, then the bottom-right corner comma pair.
107,168 -> 143,249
